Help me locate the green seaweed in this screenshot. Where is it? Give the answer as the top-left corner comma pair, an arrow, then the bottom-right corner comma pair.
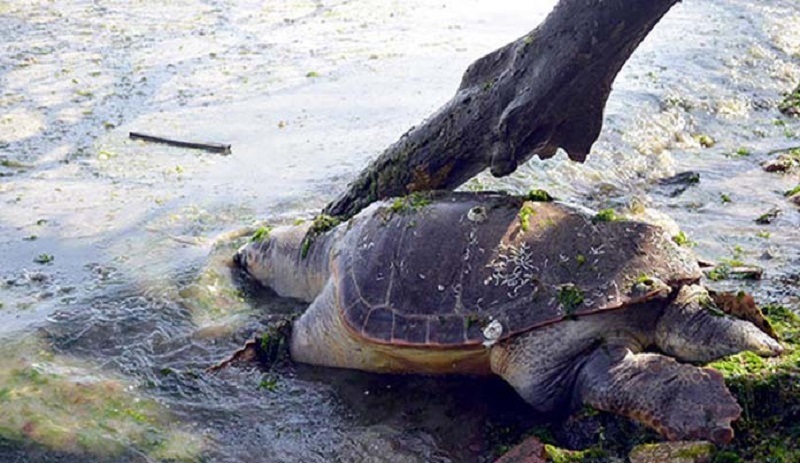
712,451 -> 743,463
779,83 -> 800,116
257,320 -> 294,368
695,134 -> 716,148
388,192 -> 433,215
0,338 -> 205,459
557,285 -> 584,315
707,305 -> 800,462
593,208 -> 618,223
300,239 -> 312,259
705,249 -> 758,281
634,274 -> 656,286
250,226 -> 272,242
258,376 -> 278,392
707,264 -> 731,282
755,208 -> 781,225
526,189 -> 554,202
545,444 -> 607,463
518,205 -> 536,231
672,231 -> 693,247
309,214 -> 341,233
711,305 -> 799,377
33,253 -> 54,264
389,197 -> 406,213
300,214 -> 341,259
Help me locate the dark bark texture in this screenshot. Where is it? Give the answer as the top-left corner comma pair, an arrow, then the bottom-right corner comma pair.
324,0 -> 681,219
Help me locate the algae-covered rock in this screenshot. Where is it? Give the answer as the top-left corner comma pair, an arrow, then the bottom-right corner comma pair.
761,154 -> 796,173
709,304 -> 800,462
0,335 -> 204,460
629,441 -> 714,463
779,82 -> 800,117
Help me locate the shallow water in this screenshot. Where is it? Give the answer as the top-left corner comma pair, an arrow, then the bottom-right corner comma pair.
1,0 -> 799,461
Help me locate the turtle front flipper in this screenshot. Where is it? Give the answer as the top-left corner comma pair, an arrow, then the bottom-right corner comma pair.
576,345 -> 741,444
206,319 -> 293,373
656,285 -> 783,362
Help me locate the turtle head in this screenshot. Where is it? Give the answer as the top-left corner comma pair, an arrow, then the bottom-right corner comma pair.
235,223 -> 333,302
235,227 -> 279,286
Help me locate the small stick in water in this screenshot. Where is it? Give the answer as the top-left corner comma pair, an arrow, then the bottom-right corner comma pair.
129,131 -> 231,154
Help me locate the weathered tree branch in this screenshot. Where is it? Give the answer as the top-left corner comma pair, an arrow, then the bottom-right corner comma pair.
324,0 -> 680,219
129,131 -> 232,154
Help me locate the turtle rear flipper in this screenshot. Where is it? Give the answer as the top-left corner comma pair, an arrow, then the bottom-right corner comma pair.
576,345 -> 741,444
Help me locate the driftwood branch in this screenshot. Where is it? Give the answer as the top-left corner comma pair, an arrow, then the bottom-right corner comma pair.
129,132 -> 231,154
324,0 -> 680,219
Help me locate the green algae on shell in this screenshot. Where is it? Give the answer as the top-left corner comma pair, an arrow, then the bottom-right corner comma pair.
388,192 -> 433,215
517,204 -> 537,231
593,208 -> 618,223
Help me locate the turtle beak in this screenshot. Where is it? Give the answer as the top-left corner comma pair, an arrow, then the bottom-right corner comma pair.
234,241 -> 275,287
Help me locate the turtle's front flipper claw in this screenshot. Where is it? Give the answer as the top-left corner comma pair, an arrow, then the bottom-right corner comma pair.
206,339 -> 260,373
577,345 -> 741,445
206,319 -> 293,374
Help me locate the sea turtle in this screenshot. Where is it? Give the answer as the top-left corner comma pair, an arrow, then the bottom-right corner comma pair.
234,192 -> 783,444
